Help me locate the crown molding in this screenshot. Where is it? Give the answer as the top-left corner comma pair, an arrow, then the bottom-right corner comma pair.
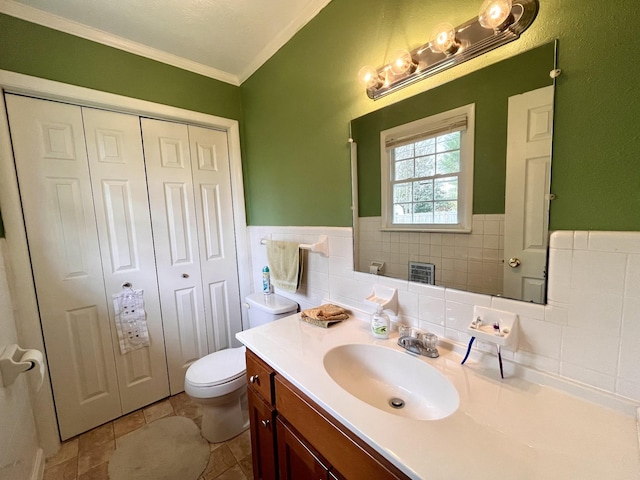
0,0 -> 241,86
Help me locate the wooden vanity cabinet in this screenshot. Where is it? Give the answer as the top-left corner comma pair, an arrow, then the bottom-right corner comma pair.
245,349 -> 409,480
247,351 -> 278,480
248,387 -> 278,480
276,417 -> 332,479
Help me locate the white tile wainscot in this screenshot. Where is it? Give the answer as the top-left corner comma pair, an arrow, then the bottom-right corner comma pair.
247,228 -> 640,404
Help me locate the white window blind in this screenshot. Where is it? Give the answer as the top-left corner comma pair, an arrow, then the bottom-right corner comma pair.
380,104 -> 475,232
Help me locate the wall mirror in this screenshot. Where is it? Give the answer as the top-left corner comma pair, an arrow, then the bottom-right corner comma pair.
351,41 -> 556,304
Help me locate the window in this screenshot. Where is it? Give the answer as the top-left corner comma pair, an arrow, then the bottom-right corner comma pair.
380,104 -> 475,232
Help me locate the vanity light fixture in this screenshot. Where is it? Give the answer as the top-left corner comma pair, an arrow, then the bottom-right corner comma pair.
478,0 -> 514,31
389,49 -> 417,75
429,23 -> 459,55
359,0 -> 538,100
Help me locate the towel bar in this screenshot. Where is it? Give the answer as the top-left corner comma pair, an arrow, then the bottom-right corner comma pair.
260,235 -> 329,257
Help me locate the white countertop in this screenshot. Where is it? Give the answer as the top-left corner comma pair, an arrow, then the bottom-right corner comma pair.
236,314 -> 640,480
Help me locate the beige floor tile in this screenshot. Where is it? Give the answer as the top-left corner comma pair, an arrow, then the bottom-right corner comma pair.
77,443 -> 115,476
45,438 -> 79,468
113,410 -> 146,439
77,462 -> 109,480
171,392 -> 203,420
226,429 -> 251,462
43,457 -> 77,480
237,454 -> 254,479
201,444 -> 238,479
212,464 -> 248,480
78,423 -> 114,455
143,398 -> 175,423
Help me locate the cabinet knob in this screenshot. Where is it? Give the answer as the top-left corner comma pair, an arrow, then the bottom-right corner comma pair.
261,419 -> 270,428
182,273 -> 190,278
249,374 -> 259,383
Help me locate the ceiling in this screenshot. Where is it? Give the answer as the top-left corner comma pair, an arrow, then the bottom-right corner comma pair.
1,0 -> 332,85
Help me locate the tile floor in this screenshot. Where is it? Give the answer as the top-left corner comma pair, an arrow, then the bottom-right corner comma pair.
43,393 -> 253,480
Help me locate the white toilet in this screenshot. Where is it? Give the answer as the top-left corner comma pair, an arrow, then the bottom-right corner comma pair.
184,293 -> 298,443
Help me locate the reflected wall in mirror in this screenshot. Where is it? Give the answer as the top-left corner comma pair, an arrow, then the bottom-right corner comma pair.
351,42 -> 556,304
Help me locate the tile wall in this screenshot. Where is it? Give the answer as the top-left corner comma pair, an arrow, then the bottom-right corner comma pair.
247,226 -> 640,404
357,215 -> 504,295
0,240 -> 42,479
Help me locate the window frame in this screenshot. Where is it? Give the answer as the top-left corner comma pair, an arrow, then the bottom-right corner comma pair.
380,103 -> 475,233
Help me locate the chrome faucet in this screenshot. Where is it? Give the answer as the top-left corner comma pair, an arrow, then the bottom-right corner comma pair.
397,334 -> 439,358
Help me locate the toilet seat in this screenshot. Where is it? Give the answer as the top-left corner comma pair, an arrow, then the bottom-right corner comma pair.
184,346 -> 247,398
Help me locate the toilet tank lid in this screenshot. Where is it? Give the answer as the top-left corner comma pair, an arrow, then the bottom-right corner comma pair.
186,346 -> 246,386
246,292 -> 298,315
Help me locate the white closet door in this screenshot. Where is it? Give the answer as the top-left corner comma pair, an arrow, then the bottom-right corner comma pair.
82,108 -> 170,412
142,118 -> 208,394
188,125 -> 242,351
5,94 -> 121,440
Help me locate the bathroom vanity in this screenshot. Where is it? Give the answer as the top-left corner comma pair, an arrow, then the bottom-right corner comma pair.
237,313 -> 640,480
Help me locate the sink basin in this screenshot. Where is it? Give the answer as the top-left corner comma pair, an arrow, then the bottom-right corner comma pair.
323,344 -> 459,420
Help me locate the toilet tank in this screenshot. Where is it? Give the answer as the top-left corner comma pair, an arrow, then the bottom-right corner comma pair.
245,293 -> 298,328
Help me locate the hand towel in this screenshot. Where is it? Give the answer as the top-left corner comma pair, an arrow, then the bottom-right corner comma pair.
266,240 -> 302,292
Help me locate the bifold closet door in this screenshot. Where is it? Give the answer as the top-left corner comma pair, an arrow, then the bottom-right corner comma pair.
5,95 -> 122,439
82,108 -> 170,413
142,119 -> 242,394
6,95 -> 170,439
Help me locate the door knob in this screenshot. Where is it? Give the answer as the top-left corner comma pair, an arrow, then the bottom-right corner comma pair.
508,257 -> 521,268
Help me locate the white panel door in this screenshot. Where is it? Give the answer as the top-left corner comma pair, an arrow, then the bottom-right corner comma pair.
141,118 -> 208,394
503,86 -> 554,303
5,94 -> 121,440
82,108 -> 170,413
188,125 -> 242,351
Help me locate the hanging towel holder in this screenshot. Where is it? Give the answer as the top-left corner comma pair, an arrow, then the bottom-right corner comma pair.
260,235 -> 329,257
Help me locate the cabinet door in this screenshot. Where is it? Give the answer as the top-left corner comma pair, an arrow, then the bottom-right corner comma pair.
142,118 -> 208,394
248,387 -> 278,480
83,108 -> 170,413
5,94 -> 121,439
277,418 -> 330,480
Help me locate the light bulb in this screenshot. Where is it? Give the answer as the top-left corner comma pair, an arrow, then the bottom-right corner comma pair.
478,0 -> 513,30
429,23 -> 459,54
357,65 -> 381,89
389,49 -> 416,75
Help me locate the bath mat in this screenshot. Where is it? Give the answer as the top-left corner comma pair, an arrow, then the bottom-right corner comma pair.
108,416 -> 209,480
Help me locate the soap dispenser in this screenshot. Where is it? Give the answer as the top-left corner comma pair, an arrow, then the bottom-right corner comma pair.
371,305 -> 390,339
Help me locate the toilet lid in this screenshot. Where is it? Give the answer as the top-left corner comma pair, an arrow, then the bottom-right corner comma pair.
186,346 -> 246,386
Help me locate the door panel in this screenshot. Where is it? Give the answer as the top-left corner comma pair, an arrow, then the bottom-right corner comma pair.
142,118 -> 208,394
82,107 -> 170,413
504,86 -> 554,303
5,94 -> 121,439
189,126 -> 242,352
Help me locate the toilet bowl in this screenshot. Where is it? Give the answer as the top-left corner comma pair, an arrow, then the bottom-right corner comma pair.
184,293 -> 298,443
184,346 -> 248,443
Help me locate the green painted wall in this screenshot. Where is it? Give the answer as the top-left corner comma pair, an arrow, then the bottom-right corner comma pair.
0,14 -> 242,120
241,0 -> 640,230
351,43 -> 554,217
2,0 -> 640,232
